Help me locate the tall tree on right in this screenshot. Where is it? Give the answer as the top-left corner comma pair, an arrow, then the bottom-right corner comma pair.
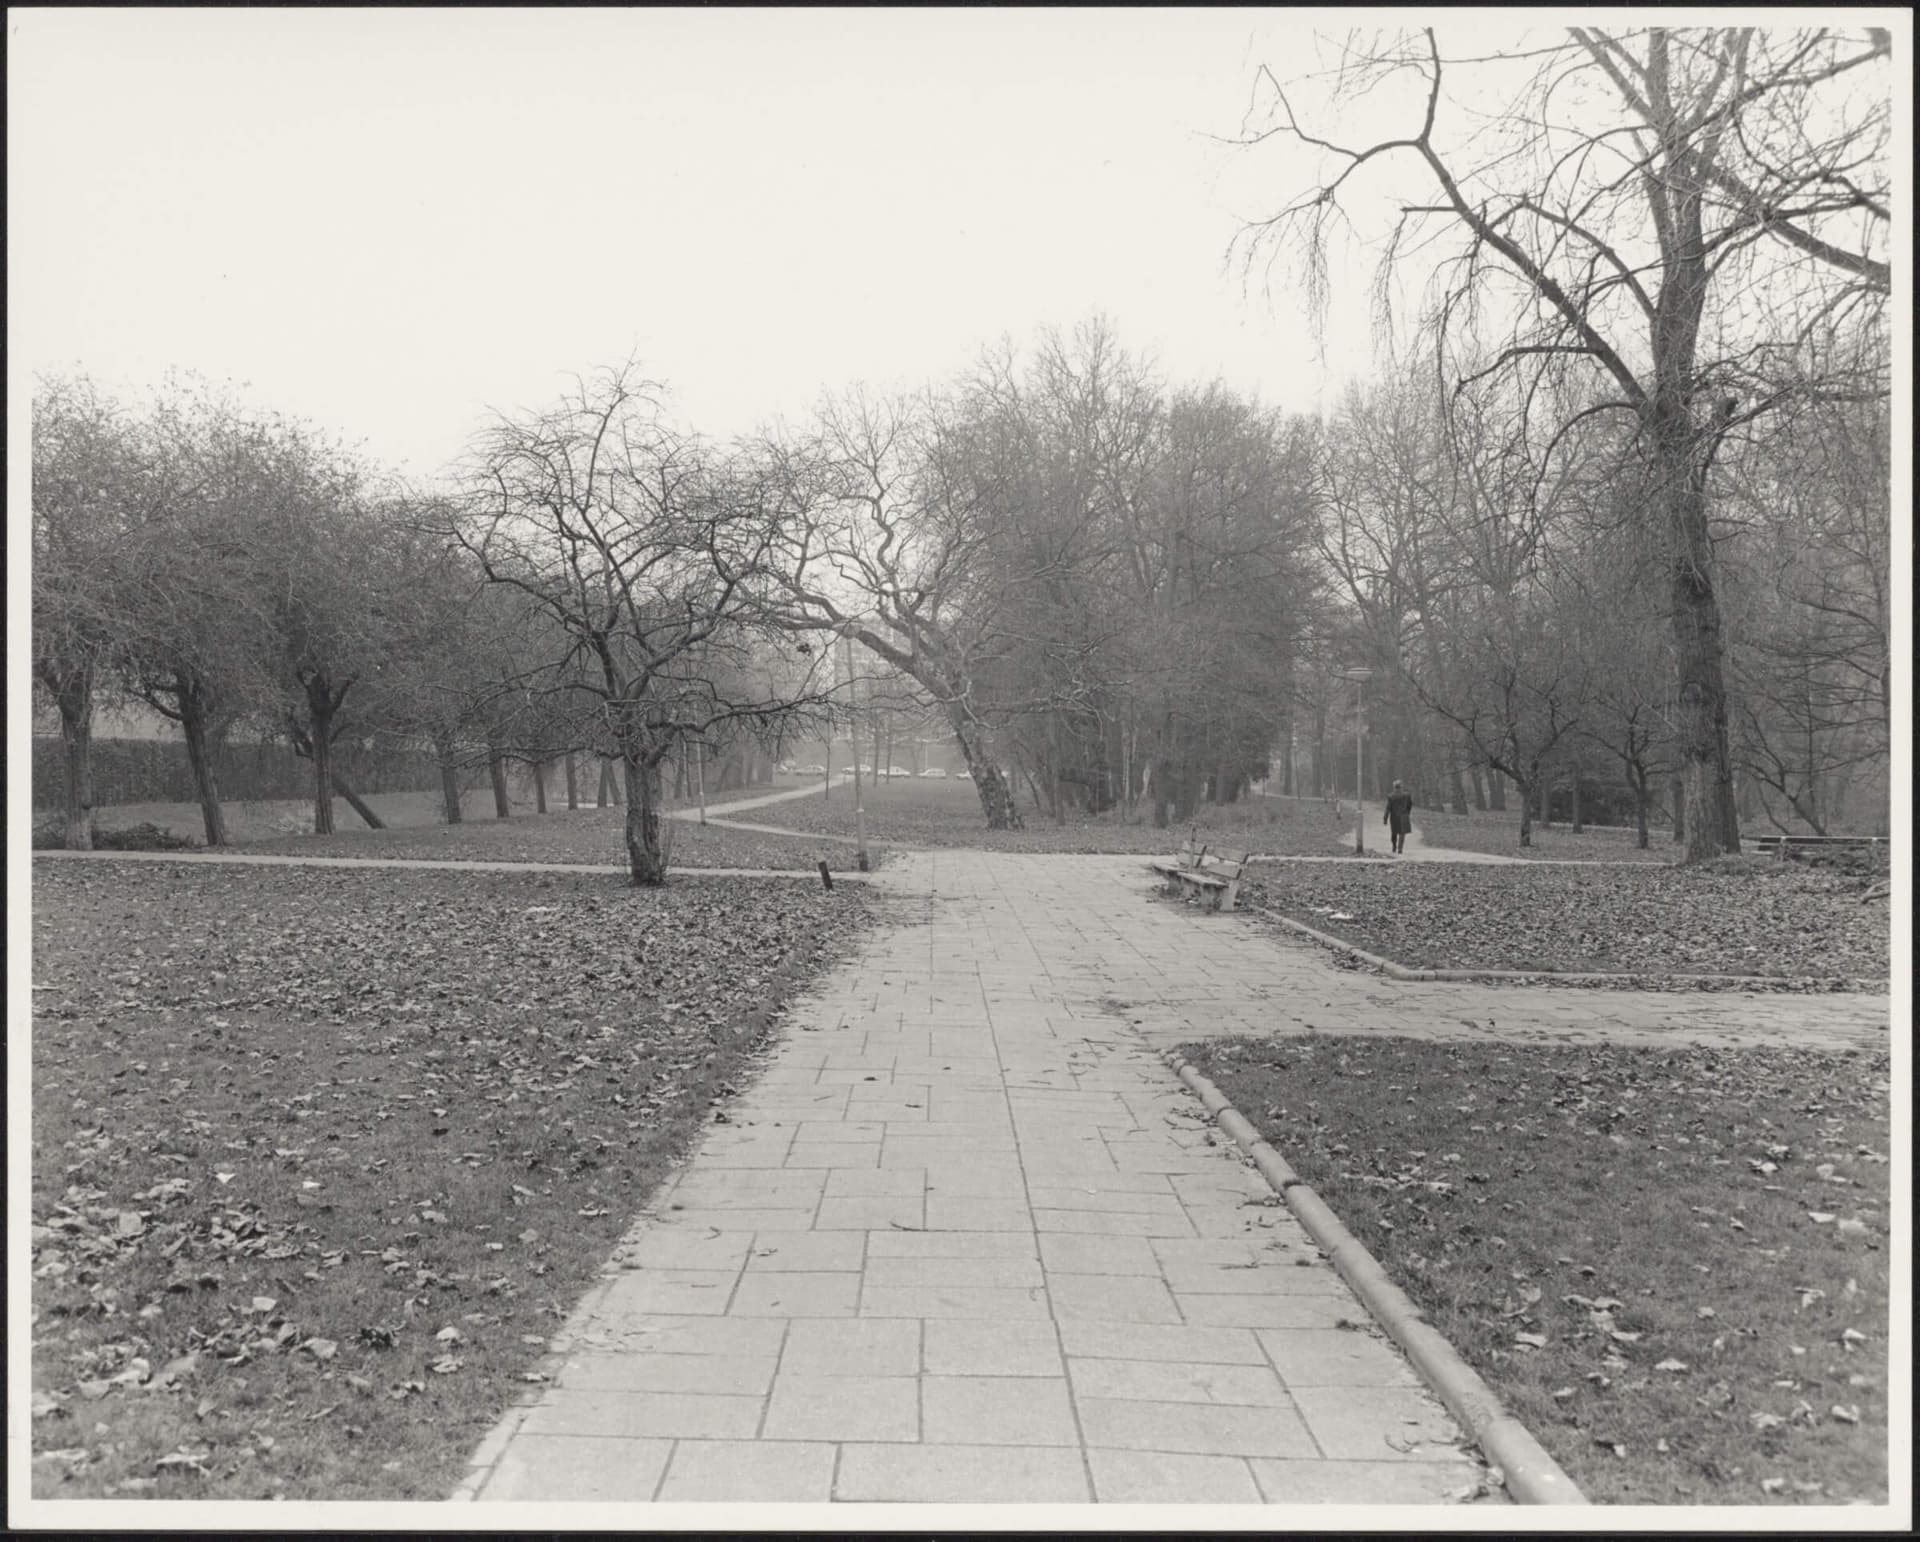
1236,25 -> 1890,859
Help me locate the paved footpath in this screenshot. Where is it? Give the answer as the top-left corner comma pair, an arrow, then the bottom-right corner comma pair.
457,851 -> 1888,1505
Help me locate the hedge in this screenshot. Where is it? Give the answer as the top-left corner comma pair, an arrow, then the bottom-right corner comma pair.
31,735 -> 443,811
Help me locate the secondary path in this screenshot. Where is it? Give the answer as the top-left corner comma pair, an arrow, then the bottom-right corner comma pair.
1399,826 -> 1530,864
670,775 -> 852,820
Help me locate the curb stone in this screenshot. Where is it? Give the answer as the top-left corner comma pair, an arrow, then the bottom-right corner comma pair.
1160,1046 -> 1589,1507
1253,906 -> 1875,992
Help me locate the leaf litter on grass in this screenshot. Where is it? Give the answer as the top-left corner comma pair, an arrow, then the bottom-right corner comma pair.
217,805 -> 873,871
1242,862 -> 1887,986
29,858 -> 875,1499
1184,1034 -> 1891,1505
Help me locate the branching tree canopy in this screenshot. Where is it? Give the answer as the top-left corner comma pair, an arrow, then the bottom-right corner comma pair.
761,382 -> 1043,829
454,365 -> 838,884
1236,23 -> 1891,860
31,373 -> 150,848
120,378 -> 298,845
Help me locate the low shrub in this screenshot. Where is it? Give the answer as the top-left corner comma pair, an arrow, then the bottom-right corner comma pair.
94,821 -> 200,851
35,818 -> 201,852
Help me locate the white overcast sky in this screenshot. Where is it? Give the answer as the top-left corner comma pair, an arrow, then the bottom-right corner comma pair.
11,7 -> 1906,481
6,7 -> 1508,476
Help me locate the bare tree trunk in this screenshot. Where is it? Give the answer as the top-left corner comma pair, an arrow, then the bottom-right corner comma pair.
1469,762 -> 1488,812
1312,700 -> 1327,799
1447,760 -> 1469,817
1670,775 -> 1685,844
334,777 -> 387,829
1570,764 -> 1585,834
1486,769 -> 1506,812
950,712 -> 1021,829
565,751 -> 578,811
1631,764 -> 1650,849
178,688 -> 228,847
532,758 -> 548,814
309,728 -> 336,835
489,746 -> 511,818
622,751 -> 669,886
1516,775 -> 1535,847
596,756 -> 612,807
433,731 -> 463,823
52,669 -> 96,850
297,673 -> 351,836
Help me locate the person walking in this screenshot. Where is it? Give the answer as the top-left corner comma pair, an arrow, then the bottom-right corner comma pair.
1384,779 -> 1414,855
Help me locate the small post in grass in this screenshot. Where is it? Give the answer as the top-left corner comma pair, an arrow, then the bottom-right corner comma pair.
817,859 -> 833,891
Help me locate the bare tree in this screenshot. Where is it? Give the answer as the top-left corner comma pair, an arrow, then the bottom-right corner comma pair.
1237,24 -> 1891,860
118,379 -> 289,845
248,436 -> 401,835
33,376 -> 137,847
762,385 -> 1039,829
456,366 -> 835,884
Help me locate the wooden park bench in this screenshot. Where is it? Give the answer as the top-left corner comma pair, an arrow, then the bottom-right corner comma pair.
1146,834 -> 1255,913
1748,833 -> 1886,859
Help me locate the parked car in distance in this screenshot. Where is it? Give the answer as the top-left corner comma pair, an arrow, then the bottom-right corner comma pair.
887,766 -> 914,777
920,767 -> 947,777
953,768 -> 971,778
794,763 -> 826,775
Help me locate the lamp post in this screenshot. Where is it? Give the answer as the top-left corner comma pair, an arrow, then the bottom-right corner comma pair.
1342,668 -> 1373,854
842,628 -> 870,871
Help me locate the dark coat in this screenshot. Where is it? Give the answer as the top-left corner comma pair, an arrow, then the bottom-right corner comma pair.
1385,791 -> 1414,835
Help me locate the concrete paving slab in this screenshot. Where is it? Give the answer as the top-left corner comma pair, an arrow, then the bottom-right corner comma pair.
1087,1448 -> 1265,1503
833,1442 -> 1090,1502
657,1439 -> 837,1502
464,846 -> 1869,1504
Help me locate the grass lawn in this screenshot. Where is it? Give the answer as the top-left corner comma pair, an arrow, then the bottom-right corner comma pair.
1181,1035 -> 1893,1505
756,776 -> 1364,856
1415,809 -> 1677,864
213,805 -> 873,872
1241,862 -> 1889,985
28,858 -> 876,1500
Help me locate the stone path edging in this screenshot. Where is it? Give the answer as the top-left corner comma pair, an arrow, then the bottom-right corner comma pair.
1158,1047 -> 1588,1507
1253,906 -> 1875,993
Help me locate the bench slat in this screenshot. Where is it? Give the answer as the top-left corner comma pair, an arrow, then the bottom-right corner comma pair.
1149,833 -> 1257,912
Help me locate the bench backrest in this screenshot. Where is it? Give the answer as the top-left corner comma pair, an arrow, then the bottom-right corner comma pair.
1750,834 -> 1882,846
1192,846 -> 1252,879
